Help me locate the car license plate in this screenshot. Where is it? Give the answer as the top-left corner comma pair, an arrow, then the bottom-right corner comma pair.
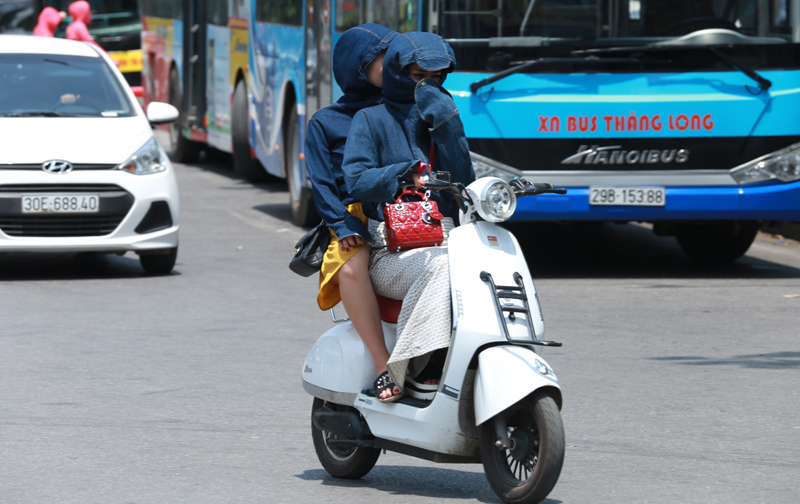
21,193 -> 100,214
589,186 -> 666,206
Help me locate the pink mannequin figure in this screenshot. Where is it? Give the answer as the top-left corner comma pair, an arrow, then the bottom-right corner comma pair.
65,1 -> 102,49
32,7 -> 63,37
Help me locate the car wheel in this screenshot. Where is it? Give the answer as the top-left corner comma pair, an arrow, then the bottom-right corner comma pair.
139,246 -> 178,275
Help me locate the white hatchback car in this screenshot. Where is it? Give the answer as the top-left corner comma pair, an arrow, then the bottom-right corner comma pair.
0,35 -> 180,274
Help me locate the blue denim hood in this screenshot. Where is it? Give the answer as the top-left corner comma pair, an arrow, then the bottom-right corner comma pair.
333,23 -> 396,112
382,32 -> 456,112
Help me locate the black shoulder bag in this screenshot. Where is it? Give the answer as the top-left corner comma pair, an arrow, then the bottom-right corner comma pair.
289,221 -> 331,277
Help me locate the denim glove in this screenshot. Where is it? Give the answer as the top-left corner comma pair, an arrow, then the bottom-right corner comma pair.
414,78 -> 458,128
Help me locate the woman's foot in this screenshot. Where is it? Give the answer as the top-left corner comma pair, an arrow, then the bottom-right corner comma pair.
374,370 -> 403,403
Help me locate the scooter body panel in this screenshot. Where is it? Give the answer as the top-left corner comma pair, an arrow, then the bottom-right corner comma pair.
302,321 -> 397,400
353,391 -> 479,456
449,221 -> 544,344
438,222 -> 548,411
474,346 -> 561,426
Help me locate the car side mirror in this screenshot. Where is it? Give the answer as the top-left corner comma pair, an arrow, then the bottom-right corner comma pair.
146,102 -> 179,126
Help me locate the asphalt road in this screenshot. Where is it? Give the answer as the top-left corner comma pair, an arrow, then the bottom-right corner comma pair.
2,137 -> 799,503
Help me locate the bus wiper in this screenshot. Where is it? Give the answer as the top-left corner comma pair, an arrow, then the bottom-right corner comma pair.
572,45 -> 772,91
707,47 -> 771,90
469,56 -> 642,93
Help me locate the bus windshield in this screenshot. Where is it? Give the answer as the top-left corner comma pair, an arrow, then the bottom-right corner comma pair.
439,0 -> 798,71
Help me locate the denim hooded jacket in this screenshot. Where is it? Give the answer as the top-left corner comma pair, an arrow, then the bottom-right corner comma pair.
305,23 -> 395,240
342,32 -> 475,222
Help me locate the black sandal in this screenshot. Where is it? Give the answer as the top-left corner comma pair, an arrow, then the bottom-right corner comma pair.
374,370 -> 403,403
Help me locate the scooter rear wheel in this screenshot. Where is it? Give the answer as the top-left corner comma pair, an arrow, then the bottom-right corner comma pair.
311,398 -> 380,479
480,391 -> 565,504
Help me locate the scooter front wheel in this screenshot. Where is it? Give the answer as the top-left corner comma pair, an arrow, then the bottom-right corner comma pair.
480,391 -> 565,504
311,398 -> 380,479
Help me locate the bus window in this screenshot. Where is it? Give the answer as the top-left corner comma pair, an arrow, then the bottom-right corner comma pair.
335,0 -> 418,33
140,0 -> 182,18
208,0 -> 230,26
255,0 -> 303,26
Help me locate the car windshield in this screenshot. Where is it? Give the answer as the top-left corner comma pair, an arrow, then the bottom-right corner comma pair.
0,53 -> 135,117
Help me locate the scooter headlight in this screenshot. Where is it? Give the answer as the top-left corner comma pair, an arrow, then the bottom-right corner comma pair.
466,177 -> 517,222
730,141 -> 800,184
117,137 -> 170,175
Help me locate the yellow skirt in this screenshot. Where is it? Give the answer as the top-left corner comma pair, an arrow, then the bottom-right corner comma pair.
317,203 -> 368,310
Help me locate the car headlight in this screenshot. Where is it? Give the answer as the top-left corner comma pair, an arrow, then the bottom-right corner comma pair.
731,141 -> 800,184
117,137 -> 169,175
466,177 -> 517,222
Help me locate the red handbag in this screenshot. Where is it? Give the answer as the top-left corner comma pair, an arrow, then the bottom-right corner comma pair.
383,189 -> 444,252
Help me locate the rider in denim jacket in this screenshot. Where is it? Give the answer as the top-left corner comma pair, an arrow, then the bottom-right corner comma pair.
342,31 -> 475,221
305,23 -> 403,402
305,23 -> 395,243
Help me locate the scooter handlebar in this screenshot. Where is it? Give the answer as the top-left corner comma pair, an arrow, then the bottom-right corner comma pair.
510,178 -> 567,196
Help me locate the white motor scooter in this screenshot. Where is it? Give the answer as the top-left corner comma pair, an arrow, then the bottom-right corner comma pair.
302,176 -> 566,504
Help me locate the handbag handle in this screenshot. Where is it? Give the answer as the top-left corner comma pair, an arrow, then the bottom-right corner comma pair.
394,188 -> 431,204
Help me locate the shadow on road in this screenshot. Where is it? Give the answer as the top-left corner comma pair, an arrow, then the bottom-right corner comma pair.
252,202 -> 295,224
297,466 -> 562,504
172,148 -> 291,195
0,252 -> 180,280
506,222 -> 800,280
651,351 -> 800,369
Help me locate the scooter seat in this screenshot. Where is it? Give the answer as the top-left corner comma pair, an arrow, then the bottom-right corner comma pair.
376,294 -> 402,323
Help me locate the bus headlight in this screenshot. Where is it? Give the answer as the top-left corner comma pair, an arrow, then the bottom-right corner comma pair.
117,137 -> 170,175
466,177 -> 517,222
731,142 -> 800,184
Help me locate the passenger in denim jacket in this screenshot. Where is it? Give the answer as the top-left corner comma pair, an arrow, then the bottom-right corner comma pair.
341,32 -> 475,400
305,24 -> 401,401
342,32 -> 475,220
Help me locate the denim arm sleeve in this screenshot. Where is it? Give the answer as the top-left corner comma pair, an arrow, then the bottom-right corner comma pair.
343,111 -> 418,203
305,119 -> 370,240
415,79 -> 476,187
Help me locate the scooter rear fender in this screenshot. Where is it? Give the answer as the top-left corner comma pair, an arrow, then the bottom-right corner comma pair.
302,321 -> 397,404
474,345 -> 562,426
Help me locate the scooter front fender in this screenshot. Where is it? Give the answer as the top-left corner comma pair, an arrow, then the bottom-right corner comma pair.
474,346 -> 562,426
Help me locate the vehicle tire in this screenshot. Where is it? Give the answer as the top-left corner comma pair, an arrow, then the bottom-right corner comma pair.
168,69 -> 201,163
311,398 -> 380,479
480,391 -> 565,504
285,104 -> 319,227
232,80 -> 268,182
139,246 -> 178,275
675,221 -> 760,262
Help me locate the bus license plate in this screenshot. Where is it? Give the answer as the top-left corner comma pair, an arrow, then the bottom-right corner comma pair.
22,193 -> 100,214
589,186 -> 666,206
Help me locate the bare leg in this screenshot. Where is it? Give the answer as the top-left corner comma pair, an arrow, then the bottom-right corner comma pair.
333,247 -> 400,400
